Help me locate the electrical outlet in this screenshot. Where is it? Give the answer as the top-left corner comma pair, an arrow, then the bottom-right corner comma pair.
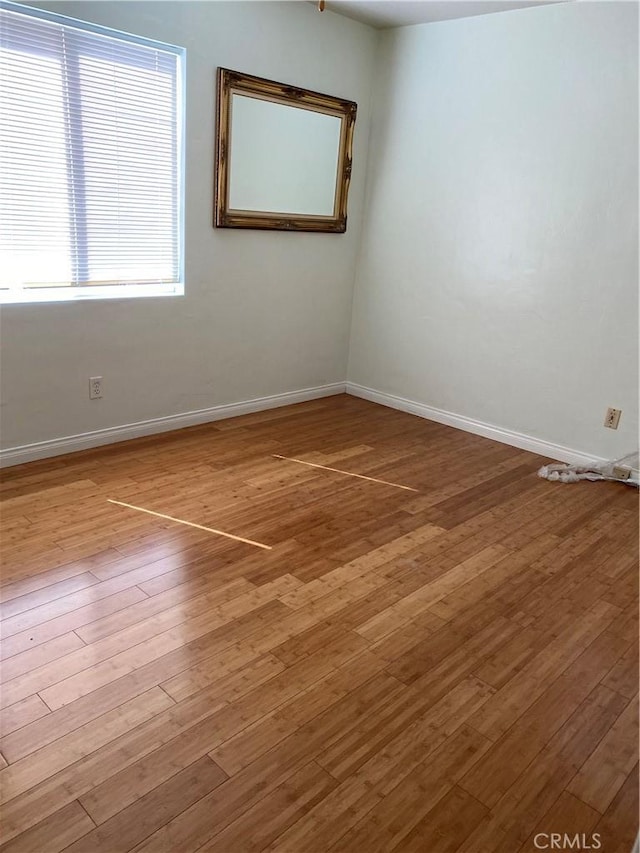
604,407 -> 621,429
89,376 -> 103,400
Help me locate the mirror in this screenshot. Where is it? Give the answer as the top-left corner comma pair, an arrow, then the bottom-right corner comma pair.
215,68 -> 357,232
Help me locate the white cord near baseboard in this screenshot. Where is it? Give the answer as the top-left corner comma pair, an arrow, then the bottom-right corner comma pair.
538,451 -> 639,487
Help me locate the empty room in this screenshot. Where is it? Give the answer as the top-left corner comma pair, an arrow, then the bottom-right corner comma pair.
0,0 -> 638,851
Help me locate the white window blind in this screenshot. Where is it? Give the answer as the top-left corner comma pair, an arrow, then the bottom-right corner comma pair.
0,2 -> 184,302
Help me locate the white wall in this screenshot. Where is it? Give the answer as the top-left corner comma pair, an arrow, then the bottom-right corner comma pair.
0,1 -> 377,450
348,1 -> 639,461
3,1 -> 637,464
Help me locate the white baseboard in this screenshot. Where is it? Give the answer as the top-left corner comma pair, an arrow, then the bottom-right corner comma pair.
346,382 -> 606,467
0,383 -> 346,468
0,379 -> 608,470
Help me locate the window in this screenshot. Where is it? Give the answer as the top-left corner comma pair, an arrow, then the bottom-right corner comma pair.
0,2 -> 184,303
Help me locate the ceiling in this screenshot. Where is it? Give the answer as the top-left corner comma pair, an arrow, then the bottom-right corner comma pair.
324,0 -> 565,29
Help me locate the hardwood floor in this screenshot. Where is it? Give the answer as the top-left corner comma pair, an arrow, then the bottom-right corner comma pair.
0,394 -> 637,853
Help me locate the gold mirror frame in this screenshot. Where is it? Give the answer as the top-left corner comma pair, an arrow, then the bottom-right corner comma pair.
214,68 -> 357,233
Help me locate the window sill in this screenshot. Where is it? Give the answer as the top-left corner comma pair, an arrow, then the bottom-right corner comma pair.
0,283 -> 185,305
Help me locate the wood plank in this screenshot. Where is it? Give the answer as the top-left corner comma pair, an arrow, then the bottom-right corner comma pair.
272,724 -> 492,853
209,648 -> 387,776
0,587 -> 147,661
67,757 -> 227,853
593,763 -> 639,853
75,654 -> 289,825
355,544 -> 512,643
0,572 -> 161,638
3,578 -> 289,710
457,683 -> 632,853
0,611 -> 285,764
0,801 -> 95,853
0,687 -> 174,804
397,785 -> 489,853
0,632 -> 86,682
601,640 -> 639,699
1,560 -> 94,605
132,675 -> 494,853
466,599 -> 621,741
516,791 -> 601,853
0,695 -> 50,739
192,761 -> 337,853
460,629 -> 632,807
566,693 -> 639,812
73,576 -> 251,644
0,655 -> 282,841
0,574 -> 98,617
